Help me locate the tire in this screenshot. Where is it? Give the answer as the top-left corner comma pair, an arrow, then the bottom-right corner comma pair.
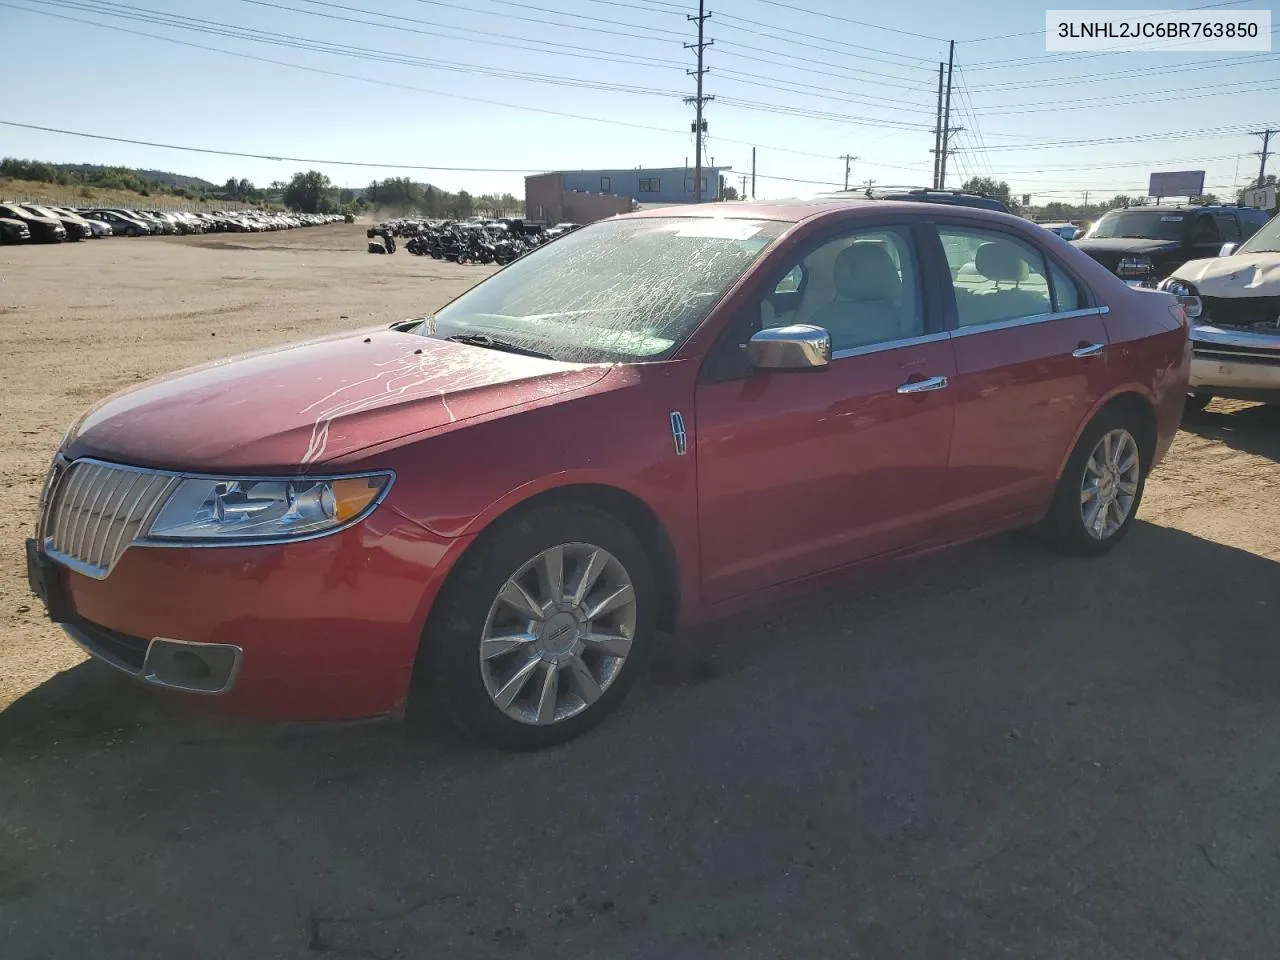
1042,408 -> 1149,557
128,227 -> 139,238
1183,393 -> 1212,415
419,502 -> 657,750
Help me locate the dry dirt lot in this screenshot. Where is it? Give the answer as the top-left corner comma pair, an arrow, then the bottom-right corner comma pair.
2,224 -> 1280,959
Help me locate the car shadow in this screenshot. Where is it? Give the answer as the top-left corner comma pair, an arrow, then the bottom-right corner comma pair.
3,521 -> 1280,958
1182,400 -> 1280,462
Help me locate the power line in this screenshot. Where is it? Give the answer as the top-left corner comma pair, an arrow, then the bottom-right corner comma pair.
0,120 -> 543,171
972,77 -> 1280,115
953,123 -> 1280,152
965,51 -> 1279,94
0,2 -> 873,168
741,0 -> 947,42
252,0 -> 687,68
21,0 -> 944,132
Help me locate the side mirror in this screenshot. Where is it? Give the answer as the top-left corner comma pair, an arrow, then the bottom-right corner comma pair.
1218,242 -> 1238,257
746,324 -> 831,372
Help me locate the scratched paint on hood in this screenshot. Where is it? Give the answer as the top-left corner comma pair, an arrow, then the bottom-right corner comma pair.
64,330 -> 609,473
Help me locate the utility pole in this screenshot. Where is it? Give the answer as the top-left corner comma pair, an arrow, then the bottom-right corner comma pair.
751,146 -> 756,199
1083,190 -> 1090,208
739,173 -> 748,197
938,40 -> 956,189
932,63 -> 944,189
840,154 -> 858,191
684,0 -> 713,204
1253,129 -> 1277,186
864,178 -> 877,193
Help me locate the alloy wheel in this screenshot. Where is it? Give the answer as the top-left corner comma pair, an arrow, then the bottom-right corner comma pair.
479,543 -> 637,725
1080,428 -> 1140,540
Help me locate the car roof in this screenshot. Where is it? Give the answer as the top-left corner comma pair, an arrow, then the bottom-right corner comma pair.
621,197 -> 1021,226
1103,204 -> 1258,214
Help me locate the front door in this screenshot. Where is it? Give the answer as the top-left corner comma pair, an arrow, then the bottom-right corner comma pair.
931,223 -> 1111,533
694,223 -> 957,603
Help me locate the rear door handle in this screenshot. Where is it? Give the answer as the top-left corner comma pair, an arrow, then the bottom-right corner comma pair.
896,375 -> 949,395
1072,343 -> 1105,358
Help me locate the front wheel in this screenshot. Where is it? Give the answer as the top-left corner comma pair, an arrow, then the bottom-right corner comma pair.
420,503 -> 656,750
1043,410 -> 1148,556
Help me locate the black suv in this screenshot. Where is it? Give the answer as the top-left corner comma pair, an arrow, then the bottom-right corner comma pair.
1073,203 -> 1271,285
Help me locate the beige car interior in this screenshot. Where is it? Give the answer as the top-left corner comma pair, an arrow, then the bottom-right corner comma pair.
761,231 -> 923,352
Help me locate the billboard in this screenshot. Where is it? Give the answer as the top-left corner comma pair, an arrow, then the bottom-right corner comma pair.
1148,170 -> 1206,199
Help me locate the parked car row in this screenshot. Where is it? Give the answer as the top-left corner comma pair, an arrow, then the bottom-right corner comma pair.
0,202 -> 342,243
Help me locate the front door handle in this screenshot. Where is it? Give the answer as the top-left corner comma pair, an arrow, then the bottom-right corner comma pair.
1072,342 -> 1105,359
896,375 -> 949,395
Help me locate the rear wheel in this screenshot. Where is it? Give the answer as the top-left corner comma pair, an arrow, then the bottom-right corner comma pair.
420,503 -> 656,750
1043,409 -> 1148,556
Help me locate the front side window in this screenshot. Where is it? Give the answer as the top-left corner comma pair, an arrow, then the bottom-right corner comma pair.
1214,214 -> 1241,242
1191,214 -> 1220,244
425,217 -> 785,363
761,226 -> 924,353
939,227 -> 1053,328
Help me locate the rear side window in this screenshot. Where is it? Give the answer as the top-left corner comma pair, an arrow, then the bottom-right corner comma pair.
1048,261 -> 1081,312
938,227 -> 1052,328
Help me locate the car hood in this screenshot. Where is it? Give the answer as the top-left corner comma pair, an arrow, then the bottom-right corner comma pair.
64,327 -> 610,472
1171,252 -> 1280,297
1073,237 -> 1182,257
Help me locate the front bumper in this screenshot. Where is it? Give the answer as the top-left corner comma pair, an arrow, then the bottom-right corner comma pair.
1189,324 -> 1280,402
30,514 -> 472,723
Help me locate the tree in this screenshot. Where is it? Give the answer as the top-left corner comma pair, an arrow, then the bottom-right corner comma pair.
960,176 -> 1014,208
1108,195 -> 1132,210
283,170 -> 331,213
1189,194 -> 1219,206
450,190 -> 474,219
721,185 -> 739,201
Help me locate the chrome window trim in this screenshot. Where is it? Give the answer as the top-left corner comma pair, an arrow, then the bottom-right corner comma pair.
830,330 -> 952,360
949,305 -> 1110,339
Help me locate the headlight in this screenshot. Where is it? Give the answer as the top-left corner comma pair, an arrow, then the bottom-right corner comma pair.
144,473 -> 391,543
1158,277 -> 1202,319
1117,255 -> 1154,278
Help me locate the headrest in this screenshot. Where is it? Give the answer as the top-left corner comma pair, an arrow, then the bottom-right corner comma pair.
833,242 -> 901,302
975,241 -> 1030,283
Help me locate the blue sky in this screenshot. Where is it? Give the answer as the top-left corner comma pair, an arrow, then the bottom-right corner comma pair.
2,0 -> 1277,203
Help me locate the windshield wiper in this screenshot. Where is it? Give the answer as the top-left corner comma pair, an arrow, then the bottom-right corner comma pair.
444,333 -> 554,359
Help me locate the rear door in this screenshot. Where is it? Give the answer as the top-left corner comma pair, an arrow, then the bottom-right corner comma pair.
694,220 -> 957,602
929,222 -> 1111,535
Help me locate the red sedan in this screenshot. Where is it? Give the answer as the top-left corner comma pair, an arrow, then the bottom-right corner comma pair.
27,200 -> 1190,748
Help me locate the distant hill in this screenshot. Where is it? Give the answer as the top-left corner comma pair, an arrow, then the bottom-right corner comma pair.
55,163 -> 218,192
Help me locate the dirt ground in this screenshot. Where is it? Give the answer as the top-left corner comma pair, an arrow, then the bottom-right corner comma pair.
2,224 -> 1280,958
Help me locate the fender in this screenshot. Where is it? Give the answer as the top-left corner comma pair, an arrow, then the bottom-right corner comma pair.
1052,381 -> 1158,482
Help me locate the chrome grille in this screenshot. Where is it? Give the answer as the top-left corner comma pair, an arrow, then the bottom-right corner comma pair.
44,459 -> 178,578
